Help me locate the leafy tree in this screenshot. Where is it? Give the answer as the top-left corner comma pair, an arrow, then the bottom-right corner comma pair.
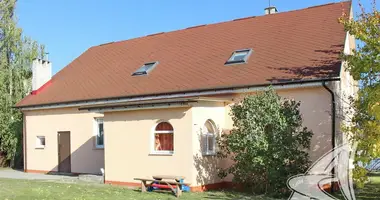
0,0 -> 44,167
339,1 -> 380,187
218,88 -> 313,197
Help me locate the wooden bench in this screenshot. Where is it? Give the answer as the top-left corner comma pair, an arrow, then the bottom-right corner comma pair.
134,178 -> 190,197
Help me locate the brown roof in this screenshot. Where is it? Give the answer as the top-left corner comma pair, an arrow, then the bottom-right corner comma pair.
16,2 -> 351,108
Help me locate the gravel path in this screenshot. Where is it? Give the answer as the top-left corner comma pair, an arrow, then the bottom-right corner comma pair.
0,168 -> 99,183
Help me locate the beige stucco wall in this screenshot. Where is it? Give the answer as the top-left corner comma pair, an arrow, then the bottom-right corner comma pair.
103,107 -> 194,185
191,86 -> 333,185
24,108 -> 104,174
191,101 -> 226,186
211,87 -> 333,162
278,87 -> 333,161
23,85 -> 336,187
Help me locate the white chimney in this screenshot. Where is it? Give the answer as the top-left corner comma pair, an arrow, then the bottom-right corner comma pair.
265,6 -> 278,15
32,58 -> 52,91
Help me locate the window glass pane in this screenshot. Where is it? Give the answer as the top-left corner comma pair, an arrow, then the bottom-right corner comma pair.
133,62 -> 157,76
227,50 -> 251,63
207,135 -> 214,152
37,137 -> 45,146
136,64 -> 153,73
203,120 -> 216,155
231,54 -> 246,61
156,122 -> 173,131
154,122 -> 174,152
36,136 -> 45,148
230,51 -> 248,61
155,133 -> 173,151
97,121 -> 104,146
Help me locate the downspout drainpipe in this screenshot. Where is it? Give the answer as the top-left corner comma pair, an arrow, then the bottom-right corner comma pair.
322,81 -> 336,193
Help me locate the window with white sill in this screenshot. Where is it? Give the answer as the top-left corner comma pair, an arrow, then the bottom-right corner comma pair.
152,122 -> 174,154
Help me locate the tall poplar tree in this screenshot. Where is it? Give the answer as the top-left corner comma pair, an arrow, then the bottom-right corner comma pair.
339,1 -> 380,187
0,0 -> 44,167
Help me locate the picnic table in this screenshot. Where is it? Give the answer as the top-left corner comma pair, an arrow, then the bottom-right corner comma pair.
152,175 -> 185,182
134,175 -> 190,197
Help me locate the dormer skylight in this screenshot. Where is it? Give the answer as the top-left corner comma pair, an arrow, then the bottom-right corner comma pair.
132,61 -> 158,76
225,49 -> 252,65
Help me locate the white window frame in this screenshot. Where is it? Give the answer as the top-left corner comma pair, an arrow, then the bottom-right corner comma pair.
151,122 -> 174,155
132,61 -> 159,76
225,48 -> 253,65
94,118 -> 104,149
202,120 -> 217,156
36,136 -> 45,149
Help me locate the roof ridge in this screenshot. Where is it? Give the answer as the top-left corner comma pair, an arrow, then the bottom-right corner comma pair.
98,41 -> 114,46
93,1 -> 349,48
229,1 -> 348,22
233,16 -> 256,21
306,2 -> 336,9
185,24 -> 207,30
146,32 -> 165,37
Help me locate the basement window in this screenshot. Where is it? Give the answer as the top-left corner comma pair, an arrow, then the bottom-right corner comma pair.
132,61 -> 159,76
225,49 -> 252,65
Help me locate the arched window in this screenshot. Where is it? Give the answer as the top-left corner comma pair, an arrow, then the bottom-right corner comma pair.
153,122 -> 174,154
202,119 -> 216,155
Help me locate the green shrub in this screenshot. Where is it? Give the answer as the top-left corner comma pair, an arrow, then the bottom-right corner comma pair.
218,88 -> 313,197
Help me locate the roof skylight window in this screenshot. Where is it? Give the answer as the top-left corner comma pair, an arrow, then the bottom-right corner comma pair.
225,49 -> 252,65
132,61 -> 158,76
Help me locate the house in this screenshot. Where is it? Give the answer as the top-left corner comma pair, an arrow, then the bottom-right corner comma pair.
16,2 -> 356,191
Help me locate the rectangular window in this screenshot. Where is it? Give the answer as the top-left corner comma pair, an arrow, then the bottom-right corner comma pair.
94,118 -> 104,149
202,133 -> 216,155
36,136 -> 45,149
225,49 -> 252,65
132,61 -> 159,76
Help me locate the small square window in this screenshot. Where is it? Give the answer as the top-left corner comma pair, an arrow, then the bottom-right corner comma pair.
225,49 -> 252,65
132,61 -> 158,76
36,136 -> 45,149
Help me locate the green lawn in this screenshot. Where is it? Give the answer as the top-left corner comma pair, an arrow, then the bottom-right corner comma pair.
0,176 -> 378,200
334,174 -> 380,200
0,178 -> 277,200
356,173 -> 380,200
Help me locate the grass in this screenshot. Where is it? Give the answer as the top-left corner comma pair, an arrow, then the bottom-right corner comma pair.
0,176 -> 378,200
353,173 -> 380,200
334,173 -> 380,200
0,178 -> 278,200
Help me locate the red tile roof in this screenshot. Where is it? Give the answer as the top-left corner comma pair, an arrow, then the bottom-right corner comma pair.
16,2 -> 351,108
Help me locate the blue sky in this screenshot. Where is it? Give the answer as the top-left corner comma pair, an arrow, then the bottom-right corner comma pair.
16,0 -> 378,74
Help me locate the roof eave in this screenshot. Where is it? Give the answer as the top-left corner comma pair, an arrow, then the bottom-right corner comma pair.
15,77 -> 340,111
